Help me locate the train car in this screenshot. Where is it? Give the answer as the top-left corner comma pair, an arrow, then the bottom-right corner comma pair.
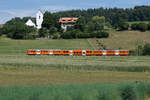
27,49 -> 37,55
52,50 -> 63,55
72,50 -> 83,56
93,50 -> 103,56
119,50 -> 129,56
86,50 -> 93,56
106,50 -> 116,56
62,50 -> 70,55
40,49 -> 49,55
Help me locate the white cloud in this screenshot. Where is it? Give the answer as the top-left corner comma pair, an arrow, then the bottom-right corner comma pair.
0,5 -> 79,24
0,9 -> 36,24
40,5 -> 79,12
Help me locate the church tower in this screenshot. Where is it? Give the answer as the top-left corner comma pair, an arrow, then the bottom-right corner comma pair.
36,10 -> 43,29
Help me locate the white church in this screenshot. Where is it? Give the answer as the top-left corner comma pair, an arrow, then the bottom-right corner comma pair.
25,10 -> 43,29
25,10 -> 78,31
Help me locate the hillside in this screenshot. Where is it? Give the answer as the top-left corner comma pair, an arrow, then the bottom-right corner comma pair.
89,31 -> 150,50
0,31 -> 150,55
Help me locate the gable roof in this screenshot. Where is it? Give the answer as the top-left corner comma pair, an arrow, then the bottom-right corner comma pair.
59,17 -> 78,23
25,19 -> 36,27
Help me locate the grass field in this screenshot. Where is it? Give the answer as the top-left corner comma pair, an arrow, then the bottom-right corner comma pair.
0,32 -> 150,85
0,55 -> 150,85
0,39 -> 93,55
1,31 -> 150,55
0,32 -> 150,99
90,31 -> 150,50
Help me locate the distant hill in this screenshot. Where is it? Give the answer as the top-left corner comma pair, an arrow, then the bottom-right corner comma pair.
53,6 -> 150,25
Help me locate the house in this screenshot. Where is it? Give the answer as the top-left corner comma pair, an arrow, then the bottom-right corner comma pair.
25,10 -> 43,29
59,17 -> 78,31
0,24 -> 4,28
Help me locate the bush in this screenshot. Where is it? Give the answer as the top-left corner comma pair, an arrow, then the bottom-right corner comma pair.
61,32 -> 73,39
39,28 -> 49,37
89,31 -> 109,38
120,84 -> 137,100
143,43 -> 150,55
131,23 -> 138,30
76,32 -> 89,38
118,20 -> 129,30
98,31 -> 109,38
137,23 -> 148,32
52,33 -> 60,39
147,23 -> 150,30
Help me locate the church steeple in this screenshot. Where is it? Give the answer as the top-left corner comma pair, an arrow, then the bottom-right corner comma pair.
36,10 -> 43,29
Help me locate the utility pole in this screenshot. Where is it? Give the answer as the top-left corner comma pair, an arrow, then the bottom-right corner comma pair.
136,40 -> 139,56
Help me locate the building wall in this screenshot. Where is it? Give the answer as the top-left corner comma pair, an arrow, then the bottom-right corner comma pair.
36,10 -> 43,29
61,23 -> 75,32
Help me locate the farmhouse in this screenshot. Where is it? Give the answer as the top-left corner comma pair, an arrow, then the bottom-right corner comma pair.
0,24 -> 4,28
59,17 -> 78,31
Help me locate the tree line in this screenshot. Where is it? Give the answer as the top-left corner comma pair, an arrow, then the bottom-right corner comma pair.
53,5 -> 150,25
0,5 -> 150,39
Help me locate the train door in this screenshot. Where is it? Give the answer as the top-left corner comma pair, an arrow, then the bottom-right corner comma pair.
115,50 -> 119,56
82,50 -> 86,56
37,50 -> 40,55
49,50 -> 53,55
70,50 -> 73,56
103,50 -> 106,56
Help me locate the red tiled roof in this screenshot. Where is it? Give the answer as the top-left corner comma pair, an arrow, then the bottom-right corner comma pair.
59,17 -> 78,23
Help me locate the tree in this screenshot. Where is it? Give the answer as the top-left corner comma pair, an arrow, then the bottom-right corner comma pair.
6,23 -> 37,39
5,17 -> 23,25
92,16 -> 105,31
39,28 -> 49,37
42,11 -> 54,29
147,22 -> 150,30
143,43 -> 150,55
74,16 -> 86,32
117,19 -> 129,30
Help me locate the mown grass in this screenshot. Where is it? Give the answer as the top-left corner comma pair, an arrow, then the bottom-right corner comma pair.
89,31 -> 150,50
0,55 -> 150,72
128,21 -> 149,25
0,82 -> 150,100
0,55 -> 150,85
0,39 -> 93,55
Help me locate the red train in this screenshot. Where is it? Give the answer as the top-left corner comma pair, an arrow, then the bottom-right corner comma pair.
27,49 -> 129,56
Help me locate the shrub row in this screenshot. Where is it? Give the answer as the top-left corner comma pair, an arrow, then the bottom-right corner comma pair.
58,30 -> 109,39
131,23 -> 150,32
0,83 -> 150,100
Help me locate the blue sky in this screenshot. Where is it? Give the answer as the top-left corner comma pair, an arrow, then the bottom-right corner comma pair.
0,0 -> 150,24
